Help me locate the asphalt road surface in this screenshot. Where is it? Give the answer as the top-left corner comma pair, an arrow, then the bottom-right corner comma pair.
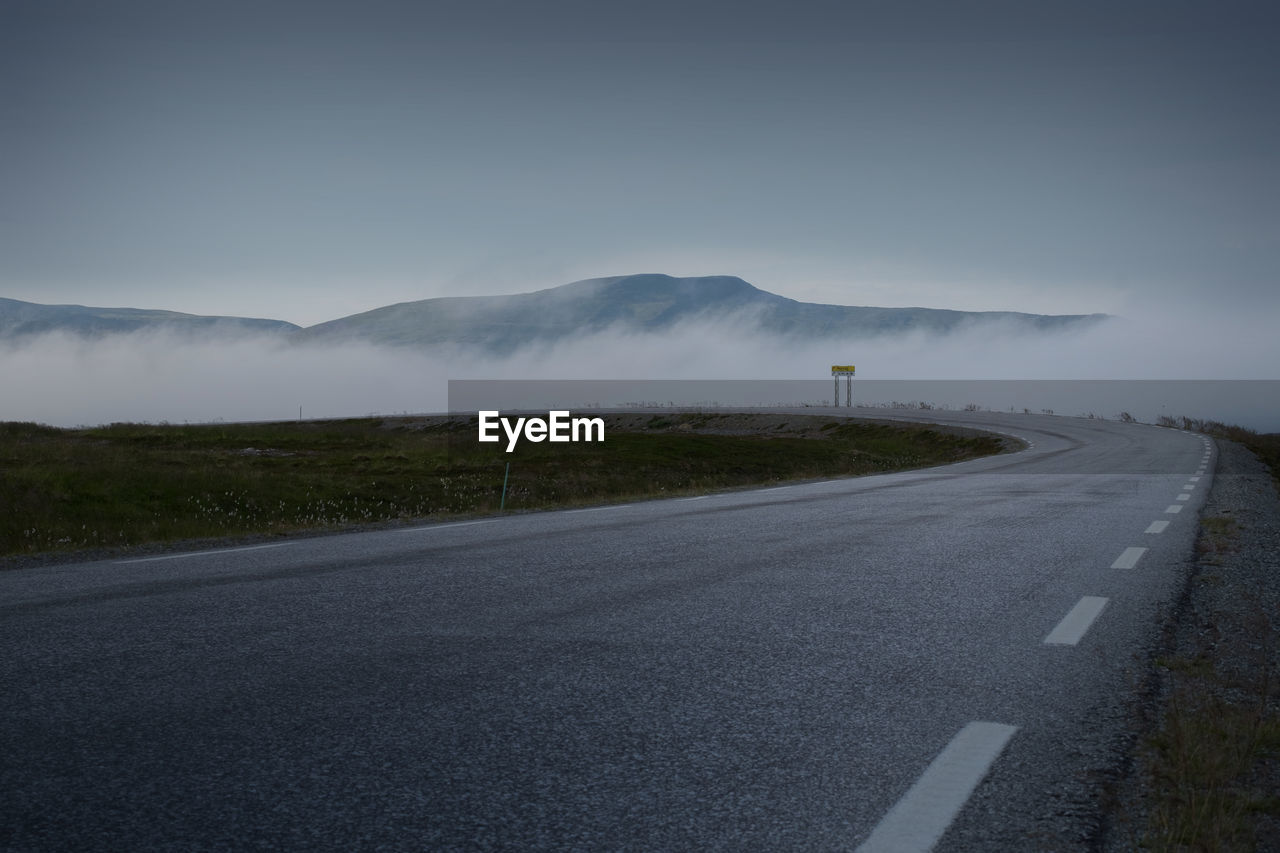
1,410 -> 1214,851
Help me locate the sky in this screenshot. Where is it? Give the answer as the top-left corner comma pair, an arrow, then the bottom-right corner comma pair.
3,0 -> 1279,327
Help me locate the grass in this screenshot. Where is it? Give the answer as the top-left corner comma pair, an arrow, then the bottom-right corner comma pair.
1144,682 -> 1280,849
0,413 -> 1008,558
1242,434 -> 1280,490
1143,613 -> 1280,850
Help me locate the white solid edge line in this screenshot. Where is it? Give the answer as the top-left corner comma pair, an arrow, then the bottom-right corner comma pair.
566,504 -> 634,513
1146,520 -> 1170,534
677,495 -> 709,502
1166,504 -> 1184,514
397,520 -> 496,533
1044,596 -> 1109,645
1111,546 -> 1148,569
116,542 -> 295,564
856,721 -> 1018,853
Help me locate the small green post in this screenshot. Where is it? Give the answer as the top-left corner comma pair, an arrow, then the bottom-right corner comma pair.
500,461 -> 510,511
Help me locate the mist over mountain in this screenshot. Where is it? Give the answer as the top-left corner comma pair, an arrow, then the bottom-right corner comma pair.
297,275 -> 1107,354
7,276 -> 1279,431
1,275 -> 1106,353
0,297 -> 299,340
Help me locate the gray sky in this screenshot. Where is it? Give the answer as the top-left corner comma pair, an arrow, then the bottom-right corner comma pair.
3,0 -> 1278,326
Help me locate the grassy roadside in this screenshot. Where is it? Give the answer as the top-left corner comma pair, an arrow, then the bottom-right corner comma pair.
1129,422 -> 1280,850
0,412 -> 1009,559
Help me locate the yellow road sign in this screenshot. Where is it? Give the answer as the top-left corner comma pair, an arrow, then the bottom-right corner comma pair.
831,365 -> 856,374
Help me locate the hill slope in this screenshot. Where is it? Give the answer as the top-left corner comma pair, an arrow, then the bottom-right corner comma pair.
296,274 -> 1107,353
2,275 -> 1107,353
0,298 -> 299,339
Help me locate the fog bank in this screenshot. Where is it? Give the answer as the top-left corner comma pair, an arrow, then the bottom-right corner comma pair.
2,306 -> 1277,431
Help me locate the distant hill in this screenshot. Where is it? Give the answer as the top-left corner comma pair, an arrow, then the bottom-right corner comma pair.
295,274 -> 1108,354
2,275 -> 1107,353
0,298 -> 299,340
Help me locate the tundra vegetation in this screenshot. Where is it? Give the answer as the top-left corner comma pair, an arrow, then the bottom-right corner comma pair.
0,412 -> 1007,558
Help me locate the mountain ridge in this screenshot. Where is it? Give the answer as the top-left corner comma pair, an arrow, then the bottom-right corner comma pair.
294,274 -> 1108,353
0,297 -> 300,339
1,275 -> 1108,353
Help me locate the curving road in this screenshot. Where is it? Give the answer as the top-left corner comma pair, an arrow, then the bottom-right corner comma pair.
0,410 -> 1214,851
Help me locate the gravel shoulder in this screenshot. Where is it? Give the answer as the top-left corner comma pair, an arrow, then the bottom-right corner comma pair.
1103,437 -> 1280,849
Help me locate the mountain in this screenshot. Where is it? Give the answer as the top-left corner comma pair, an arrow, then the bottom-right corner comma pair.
0,298 -> 299,339
1,275 -> 1107,353
295,274 -> 1108,354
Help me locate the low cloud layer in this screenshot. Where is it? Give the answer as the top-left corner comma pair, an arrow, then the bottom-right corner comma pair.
2,306 -> 1278,431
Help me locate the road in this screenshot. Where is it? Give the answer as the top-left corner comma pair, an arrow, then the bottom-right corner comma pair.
0,410 -> 1213,851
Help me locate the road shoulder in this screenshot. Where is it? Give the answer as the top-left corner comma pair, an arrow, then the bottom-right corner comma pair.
1103,438 -> 1280,849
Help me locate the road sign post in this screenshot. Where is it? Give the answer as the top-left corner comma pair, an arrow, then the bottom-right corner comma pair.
831,365 -> 856,407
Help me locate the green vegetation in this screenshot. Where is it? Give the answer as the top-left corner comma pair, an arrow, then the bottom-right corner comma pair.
1242,433 -> 1280,490
1143,661 -> 1280,849
0,413 -> 1007,558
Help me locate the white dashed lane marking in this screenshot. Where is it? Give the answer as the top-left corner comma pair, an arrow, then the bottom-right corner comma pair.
855,722 -> 1019,853
1044,596 -> 1109,645
1111,547 -> 1148,569
1146,520 -> 1170,534
1166,505 -> 1184,514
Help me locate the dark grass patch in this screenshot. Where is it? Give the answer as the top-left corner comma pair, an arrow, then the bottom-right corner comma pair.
1242,433 -> 1280,490
1143,654 -> 1280,849
0,413 -> 1007,557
